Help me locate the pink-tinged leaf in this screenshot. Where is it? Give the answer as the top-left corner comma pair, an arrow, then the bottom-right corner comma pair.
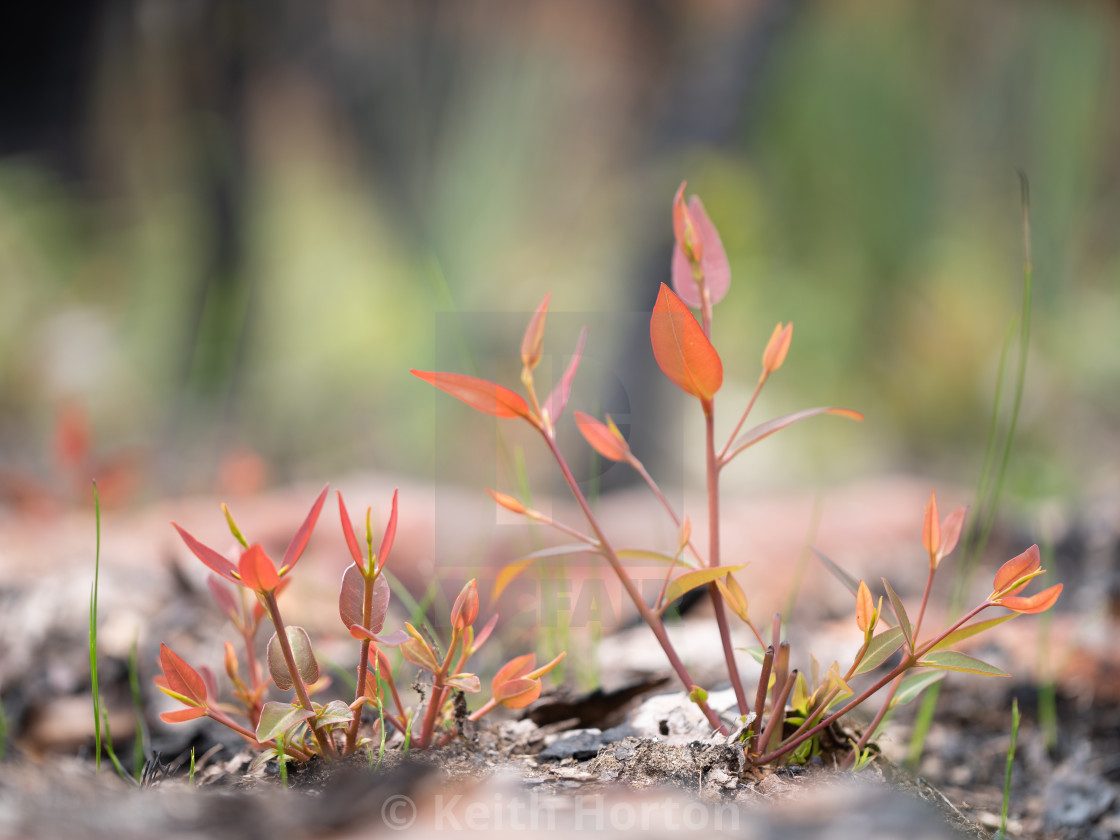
939,506 -> 968,561
199,665 -> 219,701
159,644 -> 208,705
726,407 -> 864,462
470,613 -> 499,653
761,322 -> 793,377
1001,583 -> 1063,614
487,488 -> 528,515
922,490 -> 940,560
446,673 -> 482,693
281,483 -> 329,573
671,194 -> 730,308
173,523 -> 237,583
543,328 -> 588,424
160,707 -> 207,724
267,627 -> 319,691
349,625 -> 408,646
917,650 -> 1010,677
520,293 -> 550,371
993,545 -> 1041,595
411,369 -> 534,421
337,492 -> 366,570
375,489 -> 399,572
650,284 -> 723,402
339,566 -> 391,634
574,411 -> 630,462
206,575 -> 240,623
855,581 -> 874,633
239,544 -> 279,593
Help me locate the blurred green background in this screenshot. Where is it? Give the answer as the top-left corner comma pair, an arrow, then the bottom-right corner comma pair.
1,0 -> 1117,509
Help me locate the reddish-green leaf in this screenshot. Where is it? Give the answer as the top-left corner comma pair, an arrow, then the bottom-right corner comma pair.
1001,583 -> 1063,614
650,283 -> 723,403
173,523 -> 237,583
280,483 -> 329,573
238,544 -> 280,593
314,699 -> 354,727
256,701 -> 315,742
574,411 -> 630,462
726,407 -> 863,462
159,644 -> 208,705
853,627 -> 906,676
410,370 -> 534,420
267,626 -> 319,691
882,578 -> 913,647
917,650 -> 1010,677
543,328 -> 588,424
931,614 -> 1017,651
662,564 -> 748,609
339,565 -> 390,633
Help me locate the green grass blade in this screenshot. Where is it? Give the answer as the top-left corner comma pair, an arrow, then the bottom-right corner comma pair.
996,698 -> 1022,840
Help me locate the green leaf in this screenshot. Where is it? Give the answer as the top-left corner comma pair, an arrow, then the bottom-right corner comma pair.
314,699 -> 354,728
882,578 -> 912,647
662,564 -> 748,609
930,614 -> 1018,651
889,670 -> 946,708
616,548 -> 699,569
813,548 -> 859,595
741,646 -> 767,665
854,627 -> 906,676
917,651 -> 1011,677
256,702 -> 314,743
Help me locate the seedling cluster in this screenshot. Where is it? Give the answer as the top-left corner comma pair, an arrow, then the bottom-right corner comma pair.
156,182 -> 1060,770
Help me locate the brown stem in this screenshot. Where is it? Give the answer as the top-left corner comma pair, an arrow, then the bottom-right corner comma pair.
757,668 -> 799,756
346,569 -> 379,752
541,430 -> 728,734
718,376 -> 765,464
705,404 -> 749,715
263,592 -> 338,760
910,568 -> 937,651
751,645 -> 774,754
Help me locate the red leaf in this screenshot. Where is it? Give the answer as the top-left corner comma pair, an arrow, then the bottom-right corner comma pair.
542,328 -> 588,424
574,411 -> 630,462
159,644 -> 208,705
173,523 -> 237,583
376,489 -> 399,572
650,284 -> 723,403
1001,583 -> 1062,614
239,543 -> 280,593
206,575 -> 240,623
671,194 -> 730,308
993,545 -> 1041,595
337,492 -> 366,570
520,293 -> 550,371
411,370 -> 534,421
281,483 -> 329,573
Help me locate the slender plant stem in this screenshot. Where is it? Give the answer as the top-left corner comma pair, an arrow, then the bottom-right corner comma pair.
541,431 -> 727,733
843,673 -> 903,768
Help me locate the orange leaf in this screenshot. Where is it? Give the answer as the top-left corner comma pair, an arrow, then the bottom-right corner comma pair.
493,678 -> 542,708
650,283 -> 723,403
993,545 -> 1041,595
761,322 -> 793,376
239,544 -> 280,593
411,370 -> 534,421
337,492 -> 366,570
574,411 -> 630,462
922,490 -> 940,561
855,580 -> 874,633
376,489 -> 399,572
450,579 -> 479,631
520,293 -> 550,371
1001,583 -> 1062,614
160,707 -> 207,724
280,483 -> 329,573
487,488 -> 528,515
